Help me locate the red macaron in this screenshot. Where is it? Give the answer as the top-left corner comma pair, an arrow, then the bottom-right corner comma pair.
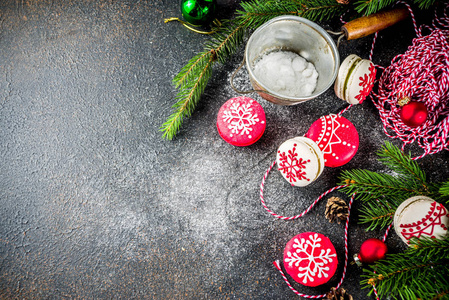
305,114 -> 359,167
217,96 -> 266,146
283,232 -> 338,287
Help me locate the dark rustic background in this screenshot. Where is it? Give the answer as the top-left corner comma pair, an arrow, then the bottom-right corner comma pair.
0,1 -> 447,299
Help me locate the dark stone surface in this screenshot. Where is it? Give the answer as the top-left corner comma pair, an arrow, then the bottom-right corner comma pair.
0,1 -> 447,299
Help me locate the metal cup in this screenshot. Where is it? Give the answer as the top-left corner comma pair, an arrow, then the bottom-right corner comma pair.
236,15 -> 339,105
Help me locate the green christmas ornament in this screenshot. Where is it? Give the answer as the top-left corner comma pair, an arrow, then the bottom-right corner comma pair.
180,0 -> 216,26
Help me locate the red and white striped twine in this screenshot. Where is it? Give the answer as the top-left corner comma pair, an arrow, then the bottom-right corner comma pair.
260,160 -> 355,298
259,160 -> 348,220
265,3 -> 449,297
370,2 -> 449,160
338,104 -> 353,116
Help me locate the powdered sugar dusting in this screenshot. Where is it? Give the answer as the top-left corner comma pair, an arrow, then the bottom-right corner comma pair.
253,50 -> 318,97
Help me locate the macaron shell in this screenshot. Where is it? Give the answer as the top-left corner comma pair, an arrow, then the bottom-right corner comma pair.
283,232 -> 338,287
301,137 -> 325,181
334,54 -> 360,103
346,59 -> 376,104
334,54 -> 376,105
305,114 -> 359,167
276,137 -> 324,187
394,196 -> 449,246
217,96 -> 266,146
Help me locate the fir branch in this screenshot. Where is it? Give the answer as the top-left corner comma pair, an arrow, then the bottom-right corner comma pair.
238,0 -> 345,23
173,51 -> 215,89
339,168 -> 424,204
161,18 -> 246,140
413,0 -> 438,10
377,142 -> 428,190
430,181 -> 449,204
358,199 -> 395,231
296,0 -> 346,21
411,236 -> 449,256
440,181 -> 449,197
160,51 -> 215,140
237,0 -> 300,28
355,0 -> 438,15
205,19 -> 247,64
354,0 -> 396,15
362,237 -> 449,300
339,142 -> 445,231
161,0 -> 346,139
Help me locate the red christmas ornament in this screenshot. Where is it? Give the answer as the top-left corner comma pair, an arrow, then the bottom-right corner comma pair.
353,238 -> 387,266
399,100 -> 428,127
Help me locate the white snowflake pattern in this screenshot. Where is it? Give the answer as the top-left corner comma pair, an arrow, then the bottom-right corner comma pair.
222,101 -> 260,137
317,114 -> 342,155
284,233 -> 336,284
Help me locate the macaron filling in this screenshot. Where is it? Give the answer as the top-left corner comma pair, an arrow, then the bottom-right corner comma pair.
342,56 -> 361,100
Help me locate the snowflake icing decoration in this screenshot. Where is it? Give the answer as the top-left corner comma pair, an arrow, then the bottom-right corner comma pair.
222,101 -> 261,138
284,233 -> 337,284
316,114 -> 342,156
278,143 -> 310,184
355,63 -> 376,103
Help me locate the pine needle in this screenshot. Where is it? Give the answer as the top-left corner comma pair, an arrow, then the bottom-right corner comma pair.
339,168 -> 423,204
362,237 -> 449,300
160,51 -> 215,140
339,142 -> 447,231
377,141 -> 427,190
358,198 -> 395,231
353,0 -> 396,15
173,51 -> 215,88
355,0 -> 438,17
160,0 -> 346,140
440,181 -> 449,197
413,0 -> 438,10
161,0 -> 439,139
439,181 -> 449,204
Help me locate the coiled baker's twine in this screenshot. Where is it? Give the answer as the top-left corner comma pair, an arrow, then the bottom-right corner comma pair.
370,3 -> 449,160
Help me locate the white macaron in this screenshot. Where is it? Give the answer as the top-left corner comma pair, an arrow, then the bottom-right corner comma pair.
334,54 -> 376,105
276,136 -> 324,187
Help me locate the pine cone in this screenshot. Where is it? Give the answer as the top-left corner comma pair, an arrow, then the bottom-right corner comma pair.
325,197 -> 348,224
324,287 -> 353,300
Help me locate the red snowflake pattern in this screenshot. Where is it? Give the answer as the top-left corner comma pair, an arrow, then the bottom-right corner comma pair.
278,143 -> 310,184
355,63 -> 376,103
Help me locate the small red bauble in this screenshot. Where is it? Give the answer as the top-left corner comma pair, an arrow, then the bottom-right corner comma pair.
354,238 -> 387,266
305,114 -> 359,168
216,96 -> 266,146
400,101 -> 428,127
283,232 -> 338,287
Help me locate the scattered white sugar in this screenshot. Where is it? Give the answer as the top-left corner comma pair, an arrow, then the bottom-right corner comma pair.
253,50 -> 319,97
